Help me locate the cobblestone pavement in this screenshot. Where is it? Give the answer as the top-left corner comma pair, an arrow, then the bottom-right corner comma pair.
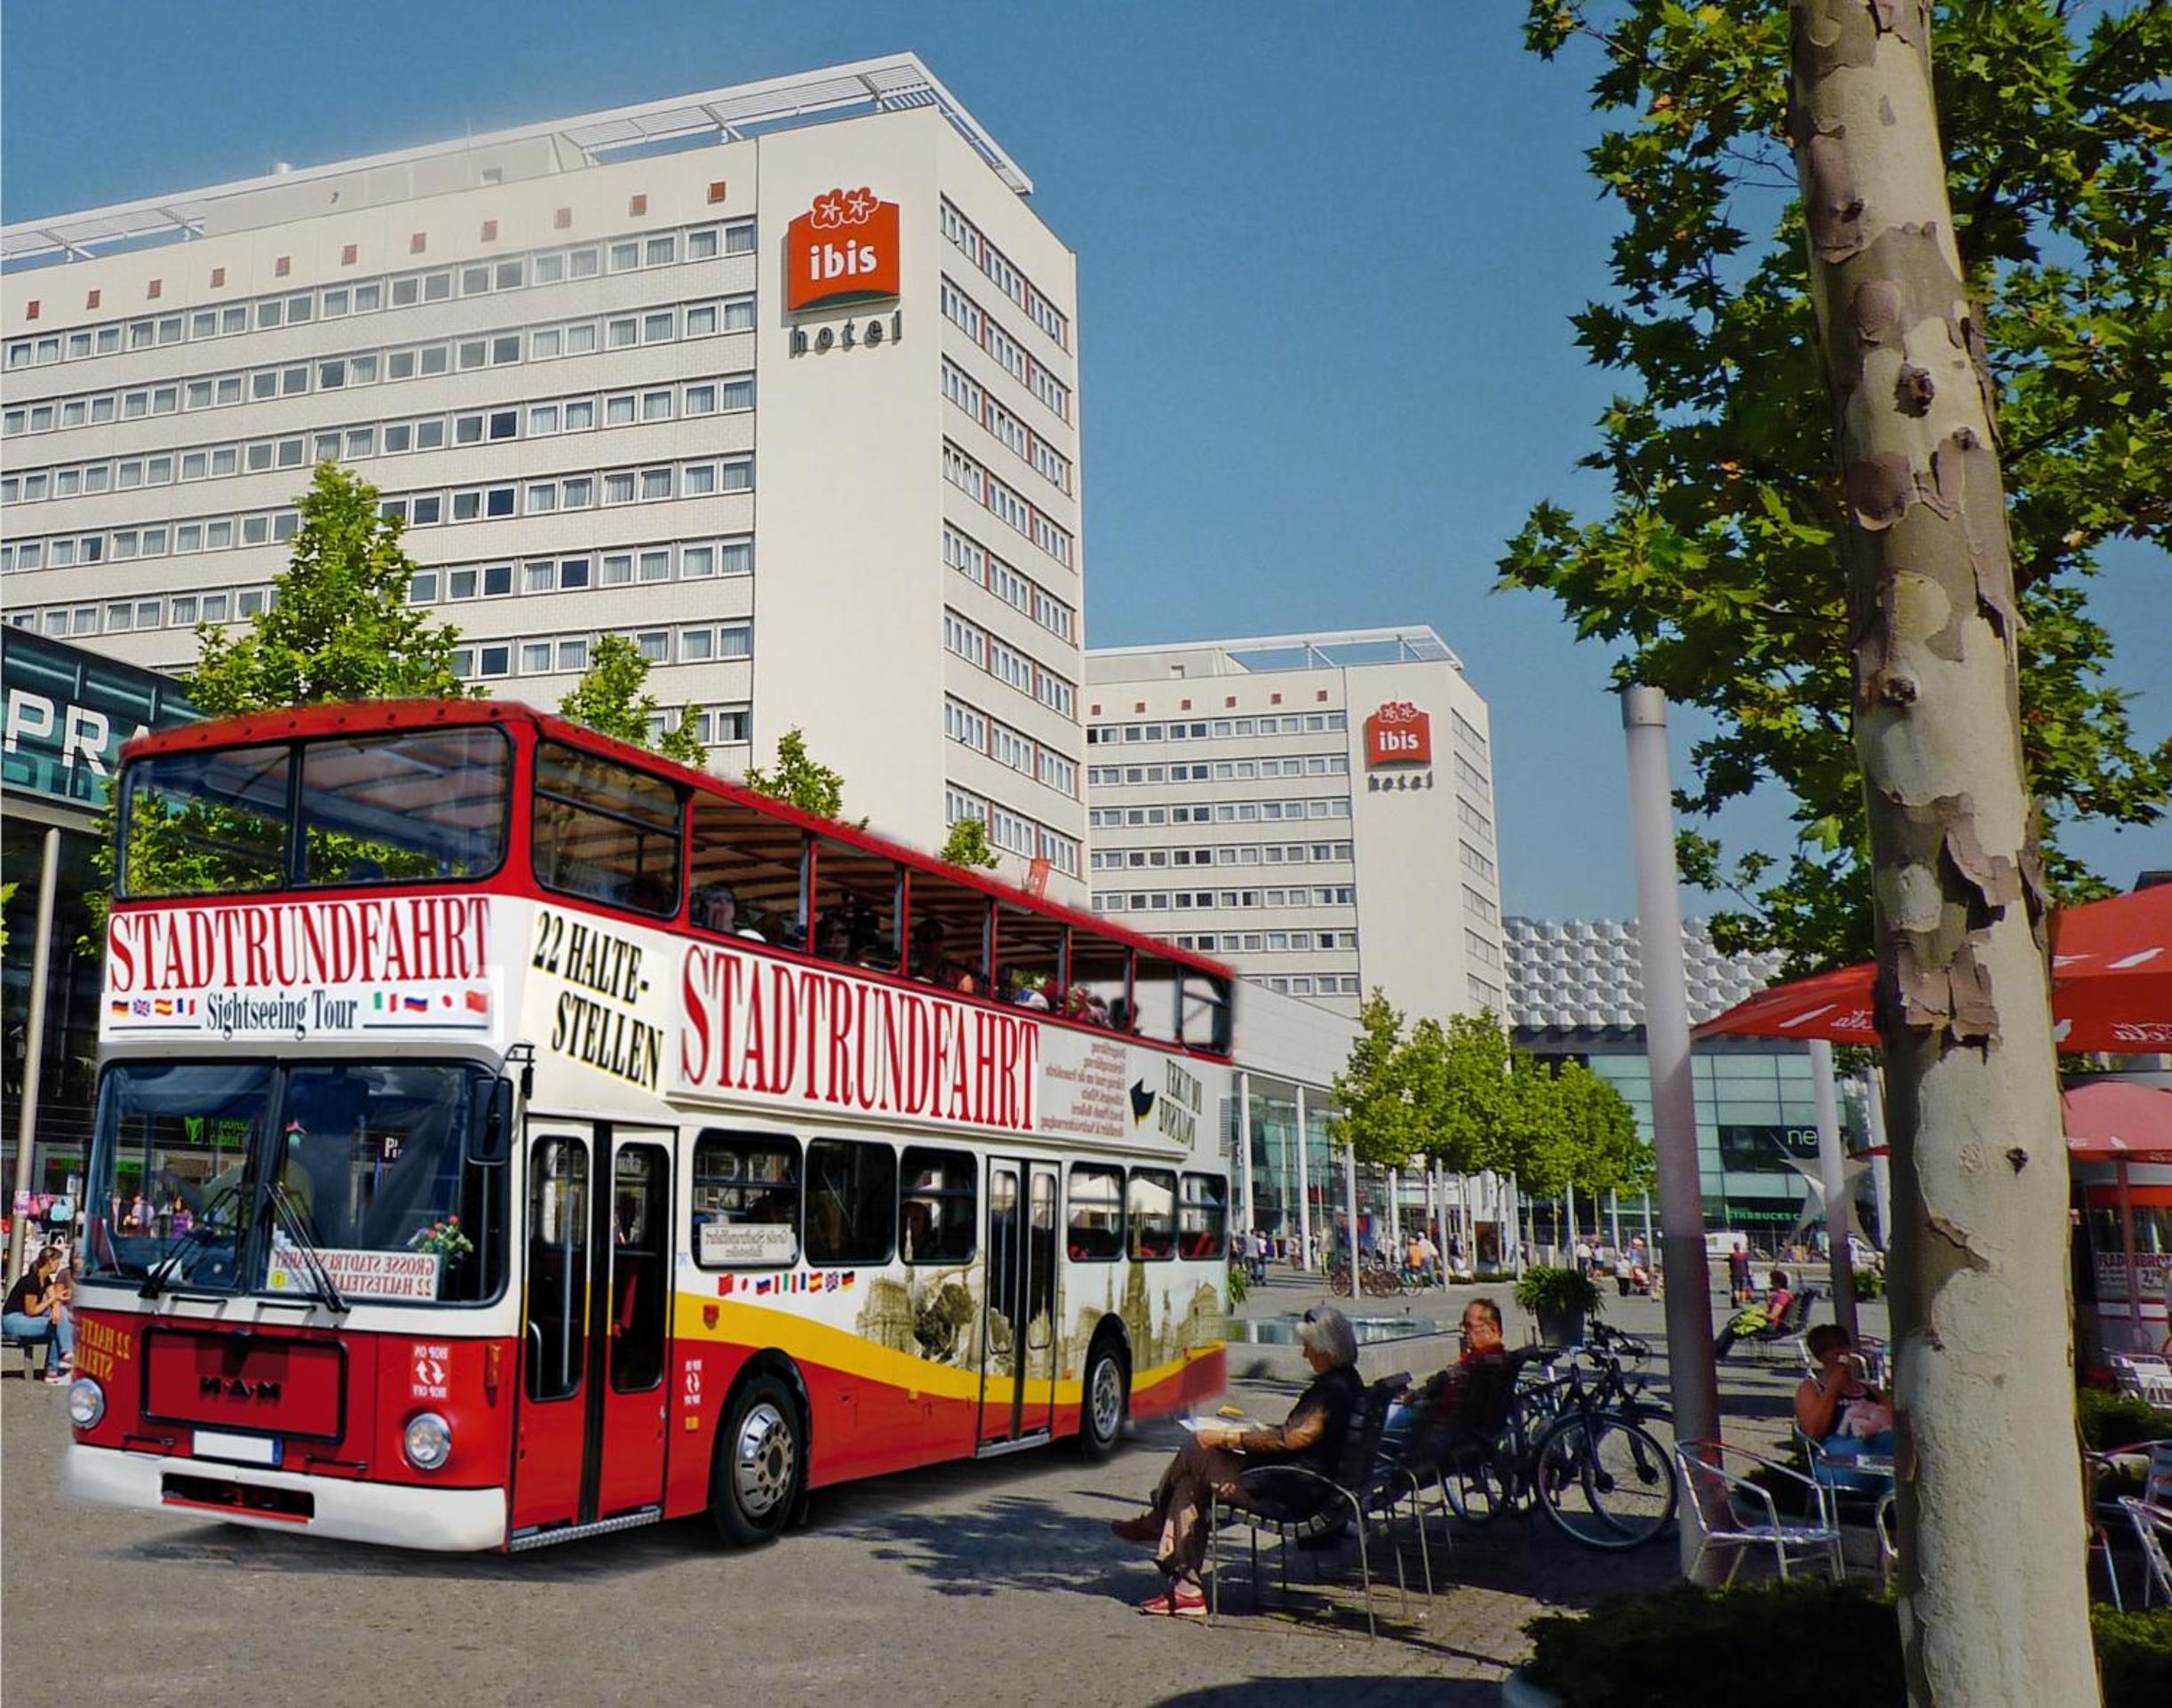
2,1274 -> 1877,1708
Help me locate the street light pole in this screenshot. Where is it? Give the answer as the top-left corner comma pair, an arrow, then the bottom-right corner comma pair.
1810,1038 -> 1860,1341
1621,685 -> 1723,1583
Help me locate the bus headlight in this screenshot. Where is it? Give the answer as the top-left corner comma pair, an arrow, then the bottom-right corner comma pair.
402,1410 -> 453,1472
68,1377 -> 107,1429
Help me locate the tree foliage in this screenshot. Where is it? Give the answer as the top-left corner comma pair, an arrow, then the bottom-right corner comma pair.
1329,990 -> 1419,1166
557,633 -> 706,767
81,462 -> 477,950
1503,1 -> 2171,972
938,814 -> 1001,870
743,727 -> 848,821
189,461 -> 475,715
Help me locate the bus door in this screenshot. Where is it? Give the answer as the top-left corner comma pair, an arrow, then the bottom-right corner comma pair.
978,1158 -> 1059,1450
511,1123 -> 676,1539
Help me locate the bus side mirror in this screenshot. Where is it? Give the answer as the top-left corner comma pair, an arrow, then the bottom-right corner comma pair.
468,1076 -> 514,1165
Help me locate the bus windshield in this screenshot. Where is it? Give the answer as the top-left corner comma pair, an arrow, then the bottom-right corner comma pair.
118,726 -> 510,897
84,1059 -> 504,1305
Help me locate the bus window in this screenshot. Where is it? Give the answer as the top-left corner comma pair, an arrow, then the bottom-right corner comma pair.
120,743 -> 291,897
810,837 -> 899,973
1131,951 -> 1183,1045
1127,1169 -> 1177,1262
688,797 -> 802,945
1180,1173 -> 1228,1260
901,1147 -> 976,1263
1181,967 -> 1232,1053
1063,932 -> 1130,1031
1067,1164 -> 1124,1260
532,741 -> 680,916
805,1139 -> 896,1266
299,727 -> 509,885
991,903 -> 1062,1012
527,1136 -> 588,1402
690,1132 -> 800,1268
905,869 -> 990,997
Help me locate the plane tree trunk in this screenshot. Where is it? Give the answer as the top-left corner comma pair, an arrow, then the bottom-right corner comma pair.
1786,4 -> 2095,1702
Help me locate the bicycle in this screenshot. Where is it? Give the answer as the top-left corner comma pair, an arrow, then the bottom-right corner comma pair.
1440,1331 -> 1677,1550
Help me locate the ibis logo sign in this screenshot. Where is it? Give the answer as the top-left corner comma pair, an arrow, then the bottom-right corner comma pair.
785,187 -> 901,314
1364,703 -> 1432,768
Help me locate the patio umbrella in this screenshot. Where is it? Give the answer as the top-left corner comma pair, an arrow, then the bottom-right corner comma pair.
2062,1079 -> 2172,1163
1695,885 -> 2172,1053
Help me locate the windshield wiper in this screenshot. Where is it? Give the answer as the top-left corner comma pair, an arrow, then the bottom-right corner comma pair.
266,1180 -> 348,1315
139,1183 -> 247,1299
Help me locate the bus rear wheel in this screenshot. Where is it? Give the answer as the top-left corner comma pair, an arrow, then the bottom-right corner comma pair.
712,1373 -> 802,1547
1078,1338 -> 1128,1461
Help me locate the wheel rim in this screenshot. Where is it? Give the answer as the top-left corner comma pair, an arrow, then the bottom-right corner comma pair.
1089,1356 -> 1123,1442
1538,1418 -> 1675,1549
733,1401 -> 796,1518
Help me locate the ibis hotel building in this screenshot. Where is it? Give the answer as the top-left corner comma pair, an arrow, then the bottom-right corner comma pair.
1,56 -> 1087,897
1083,627 -> 1506,1024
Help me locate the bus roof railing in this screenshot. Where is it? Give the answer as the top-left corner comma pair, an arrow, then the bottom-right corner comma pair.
116,696 -> 1237,987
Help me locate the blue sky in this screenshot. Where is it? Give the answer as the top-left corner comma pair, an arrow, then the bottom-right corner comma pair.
5,0 -> 2164,919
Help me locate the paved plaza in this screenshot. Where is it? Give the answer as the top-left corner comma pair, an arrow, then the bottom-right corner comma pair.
1,1274 -> 1876,1707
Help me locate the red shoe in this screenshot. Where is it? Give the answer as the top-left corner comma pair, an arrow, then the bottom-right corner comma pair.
1138,1582 -> 1206,1617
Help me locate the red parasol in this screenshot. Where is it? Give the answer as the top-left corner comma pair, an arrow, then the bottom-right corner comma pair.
1695,884 -> 2172,1053
2062,1079 -> 2172,1162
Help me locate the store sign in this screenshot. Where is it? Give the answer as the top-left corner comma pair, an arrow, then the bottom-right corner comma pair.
2,630 -> 197,807
1364,703 -> 1432,768
785,187 -> 901,314
102,895 -> 494,1040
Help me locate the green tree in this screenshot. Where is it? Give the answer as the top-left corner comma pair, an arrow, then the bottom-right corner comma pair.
937,814 -> 1000,870
190,461 -> 475,715
1503,1 -> 2171,972
1328,989 -> 1418,1167
1413,1010 -> 1516,1176
743,727 -> 849,820
82,462 -> 477,949
557,633 -> 706,766
1554,1060 -> 1650,1198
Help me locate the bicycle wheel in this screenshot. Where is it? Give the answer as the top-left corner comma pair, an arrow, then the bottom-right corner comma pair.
1442,1447 -> 1513,1529
1533,1412 -> 1678,1551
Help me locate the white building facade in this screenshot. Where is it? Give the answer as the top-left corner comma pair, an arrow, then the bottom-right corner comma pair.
1084,627 -> 1505,1022
2,56 -> 1087,897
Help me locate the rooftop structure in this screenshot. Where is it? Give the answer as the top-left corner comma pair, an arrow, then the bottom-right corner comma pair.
4,55 -> 1029,267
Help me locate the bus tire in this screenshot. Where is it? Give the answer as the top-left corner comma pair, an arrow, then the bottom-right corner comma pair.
711,1372 -> 803,1547
1078,1336 -> 1129,1462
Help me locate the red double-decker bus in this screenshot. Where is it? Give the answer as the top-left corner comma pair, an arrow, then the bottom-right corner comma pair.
66,699 -> 1235,1551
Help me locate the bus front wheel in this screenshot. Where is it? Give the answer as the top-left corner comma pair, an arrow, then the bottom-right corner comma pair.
1078,1338 -> 1129,1461
712,1373 -> 803,1547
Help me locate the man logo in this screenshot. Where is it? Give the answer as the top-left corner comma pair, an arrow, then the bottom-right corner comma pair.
1364,703 -> 1433,768
786,187 -> 901,314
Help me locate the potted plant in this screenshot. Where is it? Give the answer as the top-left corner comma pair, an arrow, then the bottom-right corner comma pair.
1515,1265 -> 1602,1347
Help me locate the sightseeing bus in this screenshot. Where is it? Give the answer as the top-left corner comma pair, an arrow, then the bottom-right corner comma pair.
64,699 -> 1234,1552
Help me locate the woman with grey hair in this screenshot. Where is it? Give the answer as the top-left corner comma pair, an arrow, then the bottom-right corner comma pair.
1110,1304 -> 1364,1616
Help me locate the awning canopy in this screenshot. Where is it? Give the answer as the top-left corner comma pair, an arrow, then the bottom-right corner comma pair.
1696,886 -> 2172,1054
2064,1080 -> 2172,1163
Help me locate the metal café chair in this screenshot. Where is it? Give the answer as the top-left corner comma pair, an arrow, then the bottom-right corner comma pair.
2120,1498 -> 2172,1609
1675,1440 -> 1845,1585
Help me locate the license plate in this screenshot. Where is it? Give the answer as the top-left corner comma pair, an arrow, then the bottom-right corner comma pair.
193,1429 -> 282,1468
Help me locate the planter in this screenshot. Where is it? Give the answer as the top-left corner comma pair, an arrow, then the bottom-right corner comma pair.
1535,1307 -> 1587,1348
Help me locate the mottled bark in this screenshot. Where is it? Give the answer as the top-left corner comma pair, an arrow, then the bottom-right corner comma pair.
1786,4 -> 2094,1704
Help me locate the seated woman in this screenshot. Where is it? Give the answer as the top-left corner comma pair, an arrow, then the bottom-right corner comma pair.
3,1246 -> 75,1385
1794,1323 -> 1895,1489
1110,1306 -> 1363,1617
1714,1267 -> 1793,1358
